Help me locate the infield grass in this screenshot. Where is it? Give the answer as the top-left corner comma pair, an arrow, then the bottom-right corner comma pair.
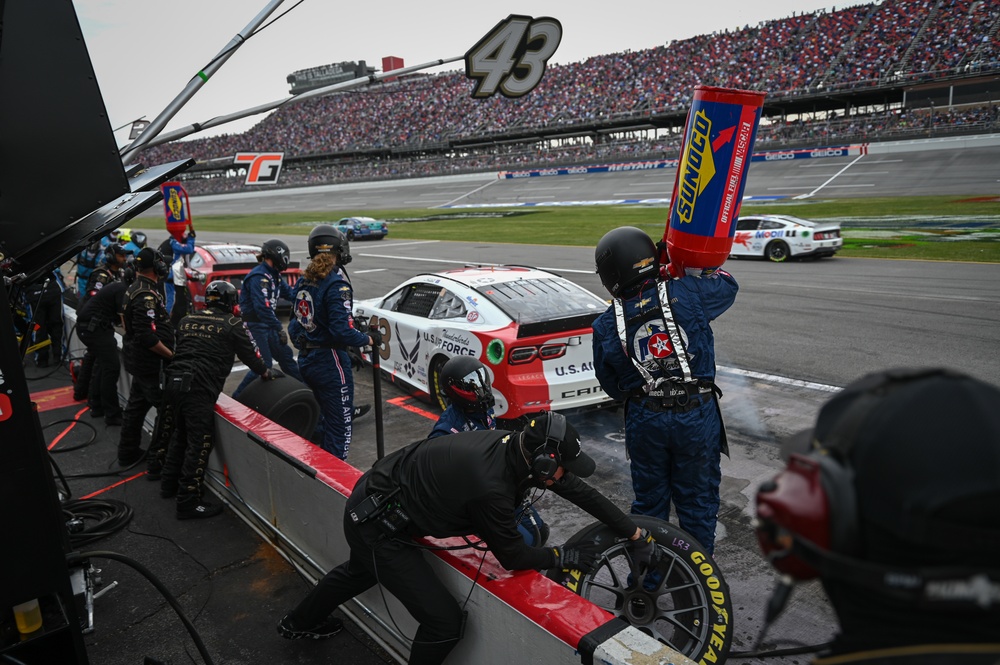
134,194 -> 1000,262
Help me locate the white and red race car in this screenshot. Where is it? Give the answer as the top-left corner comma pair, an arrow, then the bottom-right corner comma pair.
354,266 -> 613,420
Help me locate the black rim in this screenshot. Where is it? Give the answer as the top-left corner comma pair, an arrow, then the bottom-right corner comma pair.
579,542 -> 710,657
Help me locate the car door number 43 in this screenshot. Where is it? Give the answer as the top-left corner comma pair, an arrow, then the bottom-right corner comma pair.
465,15 -> 562,99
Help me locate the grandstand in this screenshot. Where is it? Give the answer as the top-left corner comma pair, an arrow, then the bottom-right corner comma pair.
138,0 -> 1000,195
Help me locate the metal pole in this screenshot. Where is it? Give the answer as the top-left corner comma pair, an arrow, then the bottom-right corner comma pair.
372,344 -> 385,460
120,0 -> 288,165
134,56 -> 463,151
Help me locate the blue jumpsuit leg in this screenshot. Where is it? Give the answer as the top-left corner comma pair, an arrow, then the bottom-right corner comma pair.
271,335 -> 303,382
626,404 -> 674,521
233,324 -> 275,398
300,348 -> 354,459
669,400 -> 722,556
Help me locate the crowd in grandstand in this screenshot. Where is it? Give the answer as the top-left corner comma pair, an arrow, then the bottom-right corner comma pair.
137,0 -> 1000,194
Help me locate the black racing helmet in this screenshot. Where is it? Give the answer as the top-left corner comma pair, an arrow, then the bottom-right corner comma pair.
204,280 -> 239,313
261,238 -> 291,271
308,224 -> 351,264
594,226 -> 658,297
440,356 -> 495,413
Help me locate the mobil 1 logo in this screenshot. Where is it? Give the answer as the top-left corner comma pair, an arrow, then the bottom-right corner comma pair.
465,15 -> 562,99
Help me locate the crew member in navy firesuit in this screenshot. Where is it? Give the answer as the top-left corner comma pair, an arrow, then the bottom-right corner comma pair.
156,281 -> 273,519
592,226 -> 738,557
232,238 -> 303,398
74,243 -> 130,403
427,356 -> 549,546
76,267 -> 131,426
164,228 -> 196,313
288,225 -> 378,460
278,411 -> 657,665
118,248 -> 175,468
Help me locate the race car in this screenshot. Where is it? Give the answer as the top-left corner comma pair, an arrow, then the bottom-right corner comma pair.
730,214 -> 842,262
334,216 -> 389,241
183,242 -> 301,312
354,266 -> 612,420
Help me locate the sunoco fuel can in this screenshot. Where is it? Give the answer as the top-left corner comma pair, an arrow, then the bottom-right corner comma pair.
664,86 -> 765,273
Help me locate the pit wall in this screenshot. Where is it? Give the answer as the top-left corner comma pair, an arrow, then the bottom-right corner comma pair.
62,307 -> 676,665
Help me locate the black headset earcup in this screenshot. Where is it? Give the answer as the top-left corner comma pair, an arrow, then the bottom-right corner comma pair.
531,451 -> 559,482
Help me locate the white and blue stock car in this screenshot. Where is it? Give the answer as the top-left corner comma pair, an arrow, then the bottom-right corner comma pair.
731,214 -> 843,262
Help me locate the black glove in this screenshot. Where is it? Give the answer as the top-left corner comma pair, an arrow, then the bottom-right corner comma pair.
626,528 -> 658,577
369,329 -> 383,347
552,543 -> 604,574
188,228 -> 196,238
278,329 -> 289,345
269,368 -> 285,379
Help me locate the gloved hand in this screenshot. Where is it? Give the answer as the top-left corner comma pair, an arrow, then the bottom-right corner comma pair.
270,369 -> 285,379
369,329 -> 383,348
552,542 -> 604,574
188,228 -> 196,239
626,528 -> 658,577
278,329 -> 289,345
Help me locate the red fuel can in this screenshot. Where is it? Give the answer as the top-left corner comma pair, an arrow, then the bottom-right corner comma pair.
664,86 -> 765,273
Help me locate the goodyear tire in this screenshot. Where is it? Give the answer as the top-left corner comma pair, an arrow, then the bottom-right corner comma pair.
428,355 -> 450,412
547,516 -> 733,664
765,240 -> 789,263
234,375 -> 321,440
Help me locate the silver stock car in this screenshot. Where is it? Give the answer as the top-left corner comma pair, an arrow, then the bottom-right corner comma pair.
731,214 -> 842,262
354,266 -> 612,420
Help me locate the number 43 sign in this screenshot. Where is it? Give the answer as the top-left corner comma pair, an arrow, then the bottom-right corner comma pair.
464,15 -> 562,99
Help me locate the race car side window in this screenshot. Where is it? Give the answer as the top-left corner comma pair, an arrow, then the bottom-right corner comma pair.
392,284 -> 440,318
189,253 -> 205,269
736,219 -> 760,231
760,220 -> 785,230
429,289 -> 467,320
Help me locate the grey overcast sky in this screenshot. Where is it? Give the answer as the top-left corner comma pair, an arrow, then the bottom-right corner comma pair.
76,0 -> 860,145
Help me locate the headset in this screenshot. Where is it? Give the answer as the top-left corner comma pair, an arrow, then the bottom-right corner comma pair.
755,367 -> 1000,608
528,412 -> 568,484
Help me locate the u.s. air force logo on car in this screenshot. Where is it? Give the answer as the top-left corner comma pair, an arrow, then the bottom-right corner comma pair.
294,292 -> 318,332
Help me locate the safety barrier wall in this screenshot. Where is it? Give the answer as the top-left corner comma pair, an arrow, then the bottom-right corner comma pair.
207,395 -> 680,665
62,306 -> 669,664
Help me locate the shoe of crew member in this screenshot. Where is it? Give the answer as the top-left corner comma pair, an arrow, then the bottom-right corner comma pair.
176,497 -> 223,520
277,614 -> 343,640
353,404 -> 371,419
105,412 -> 123,426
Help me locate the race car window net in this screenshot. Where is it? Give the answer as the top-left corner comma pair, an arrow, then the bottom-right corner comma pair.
391,284 -> 441,318
476,278 -> 604,336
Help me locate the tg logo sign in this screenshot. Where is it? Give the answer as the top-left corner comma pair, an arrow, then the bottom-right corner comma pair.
234,152 -> 284,185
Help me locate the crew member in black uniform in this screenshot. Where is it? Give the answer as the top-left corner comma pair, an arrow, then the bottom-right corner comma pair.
74,242 -> 130,402
75,267 -> 131,426
81,242 -> 129,306
117,248 -> 174,467
24,268 -> 65,368
156,281 -> 273,519
278,412 -> 659,665
755,368 -> 1000,664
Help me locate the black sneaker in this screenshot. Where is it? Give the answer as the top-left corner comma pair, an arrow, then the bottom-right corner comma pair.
277,614 -> 343,640
352,404 -> 372,419
176,499 -> 223,520
89,408 -> 106,418
105,413 -> 123,426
